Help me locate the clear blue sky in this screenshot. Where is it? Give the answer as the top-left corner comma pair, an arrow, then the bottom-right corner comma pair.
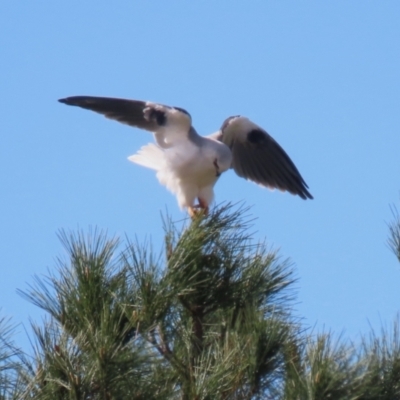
1,2 -> 399,349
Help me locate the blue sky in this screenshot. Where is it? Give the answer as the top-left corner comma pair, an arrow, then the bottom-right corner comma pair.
1,2 -> 399,349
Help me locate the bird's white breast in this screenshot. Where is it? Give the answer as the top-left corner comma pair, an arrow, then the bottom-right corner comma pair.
129,135 -> 232,210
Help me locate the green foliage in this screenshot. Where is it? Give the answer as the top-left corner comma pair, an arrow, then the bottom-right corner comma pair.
0,202 -> 399,399
284,333 -> 363,400
388,205 -> 400,263
18,229 -> 166,399
0,316 -> 24,399
14,204 -> 298,399
357,320 -> 400,399
282,321 -> 400,400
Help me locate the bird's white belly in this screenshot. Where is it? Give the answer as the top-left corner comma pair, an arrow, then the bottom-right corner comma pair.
159,141 -> 220,208
131,138 -> 231,210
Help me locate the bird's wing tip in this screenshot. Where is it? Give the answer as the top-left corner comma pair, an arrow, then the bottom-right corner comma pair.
302,191 -> 314,200
58,97 -> 77,105
58,96 -> 84,106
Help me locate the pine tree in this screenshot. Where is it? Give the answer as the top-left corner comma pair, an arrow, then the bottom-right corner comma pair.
16,204 -> 299,399
0,202 -> 400,399
388,205 -> 400,263
0,316 -> 23,399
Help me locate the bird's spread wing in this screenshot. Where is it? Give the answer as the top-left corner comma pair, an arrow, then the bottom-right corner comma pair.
58,96 -> 193,148
214,116 -> 313,199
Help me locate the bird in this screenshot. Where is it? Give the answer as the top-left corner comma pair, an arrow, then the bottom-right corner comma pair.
58,96 -> 313,217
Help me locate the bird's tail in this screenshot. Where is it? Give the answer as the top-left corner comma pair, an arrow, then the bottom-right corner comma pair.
128,143 -> 164,171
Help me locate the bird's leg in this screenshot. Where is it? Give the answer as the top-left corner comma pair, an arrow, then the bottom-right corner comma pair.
188,206 -> 197,219
197,198 -> 209,215
188,199 -> 209,219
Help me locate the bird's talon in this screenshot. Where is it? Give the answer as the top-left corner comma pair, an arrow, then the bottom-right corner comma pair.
188,205 -> 209,219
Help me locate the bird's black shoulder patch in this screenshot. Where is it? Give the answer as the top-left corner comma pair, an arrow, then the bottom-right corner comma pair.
247,129 -> 266,144
149,109 -> 166,126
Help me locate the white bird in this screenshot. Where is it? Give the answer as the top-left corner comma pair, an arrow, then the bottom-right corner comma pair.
59,96 -> 313,217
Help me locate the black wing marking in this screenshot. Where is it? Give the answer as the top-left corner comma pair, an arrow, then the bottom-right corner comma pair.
58,96 -> 191,132
219,117 -> 313,200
